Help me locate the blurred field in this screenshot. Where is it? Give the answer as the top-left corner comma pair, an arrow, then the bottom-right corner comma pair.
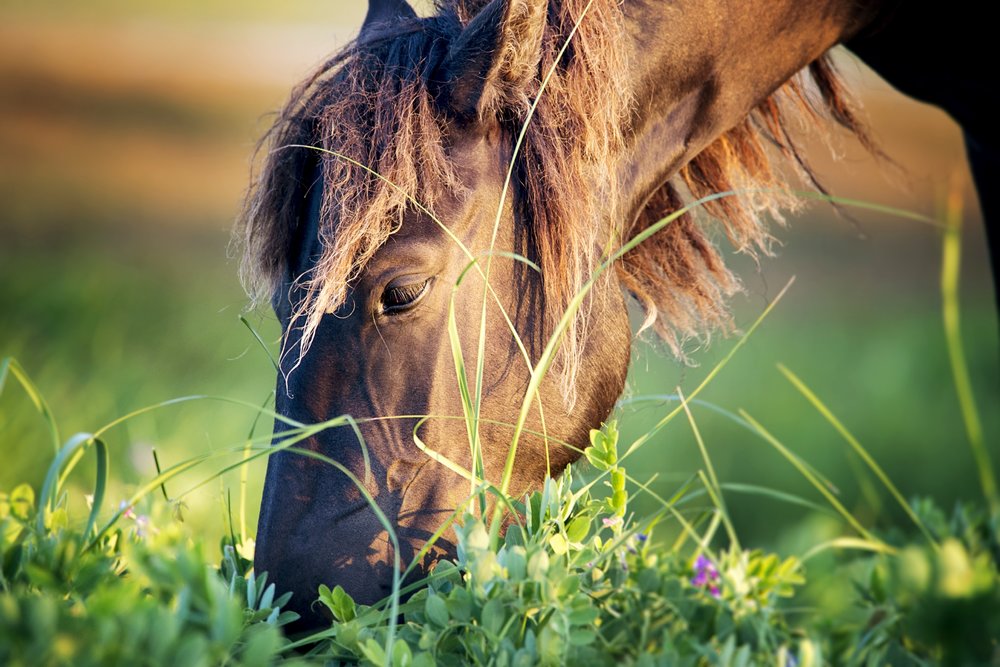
1,4 -> 997,545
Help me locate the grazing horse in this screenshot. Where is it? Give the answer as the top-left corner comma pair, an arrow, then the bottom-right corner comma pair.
237,0 -> 996,627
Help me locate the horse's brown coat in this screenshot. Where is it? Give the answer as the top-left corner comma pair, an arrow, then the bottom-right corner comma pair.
238,0 -> 920,628
237,0 -> 872,393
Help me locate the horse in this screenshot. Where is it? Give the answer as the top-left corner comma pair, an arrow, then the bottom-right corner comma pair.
236,0 -> 997,628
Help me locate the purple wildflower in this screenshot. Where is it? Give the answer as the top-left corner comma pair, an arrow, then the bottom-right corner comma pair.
636,533 -> 648,542
691,554 -> 721,597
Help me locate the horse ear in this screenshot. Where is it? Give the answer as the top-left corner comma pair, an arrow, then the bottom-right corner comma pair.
362,0 -> 416,36
436,0 -> 546,120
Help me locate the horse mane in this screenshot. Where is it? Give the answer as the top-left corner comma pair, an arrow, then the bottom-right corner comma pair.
237,0 -> 874,391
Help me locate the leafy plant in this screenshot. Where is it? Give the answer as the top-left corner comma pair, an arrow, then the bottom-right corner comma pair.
267,422 -> 999,667
1,351 -> 998,666
0,475 -> 301,667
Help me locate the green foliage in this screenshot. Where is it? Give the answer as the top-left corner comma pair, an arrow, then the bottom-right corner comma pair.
296,425 -> 806,665
0,477 -> 302,667
846,502 -> 1000,666
282,424 -> 1000,667
2,392 -> 999,666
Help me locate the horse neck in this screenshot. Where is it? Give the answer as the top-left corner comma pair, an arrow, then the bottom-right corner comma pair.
613,0 -> 873,225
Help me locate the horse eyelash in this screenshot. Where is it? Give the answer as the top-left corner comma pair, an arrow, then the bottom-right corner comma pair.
383,278 -> 431,310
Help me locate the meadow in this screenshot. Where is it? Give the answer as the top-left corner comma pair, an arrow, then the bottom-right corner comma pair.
1,3 -> 999,664
3,209 -> 996,549
2,224 -> 998,663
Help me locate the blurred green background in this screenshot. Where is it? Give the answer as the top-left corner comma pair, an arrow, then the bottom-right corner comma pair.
1,3 -> 997,550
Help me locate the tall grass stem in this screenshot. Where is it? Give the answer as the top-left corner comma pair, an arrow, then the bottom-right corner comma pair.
939,179 -> 998,513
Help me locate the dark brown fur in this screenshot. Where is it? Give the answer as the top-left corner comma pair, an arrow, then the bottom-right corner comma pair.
237,0 -> 873,387
239,0 -> 900,626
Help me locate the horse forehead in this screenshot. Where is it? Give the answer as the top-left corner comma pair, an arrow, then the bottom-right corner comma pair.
383,176 -> 505,255
371,210 -> 450,256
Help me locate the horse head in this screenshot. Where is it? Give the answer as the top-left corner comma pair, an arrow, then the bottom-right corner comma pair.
239,0 -> 878,628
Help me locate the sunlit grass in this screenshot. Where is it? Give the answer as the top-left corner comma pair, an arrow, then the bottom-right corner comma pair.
2,175 -> 998,664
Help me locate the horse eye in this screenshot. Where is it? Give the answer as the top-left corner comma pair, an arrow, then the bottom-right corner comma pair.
380,277 -> 431,314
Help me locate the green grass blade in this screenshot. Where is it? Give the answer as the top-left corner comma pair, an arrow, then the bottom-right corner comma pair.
939,187 -> 998,513
789,190 -> 941,228
241,391 -> 274,539
717,483 -> 839,519
474,0 -> 597,507
151,449 -> 169,500
81,438 -> 109,541
37,433 -> 100,533
448,260 -> 486,507
626,473 -> 716,552
411,416 -> 483,485
618,393 -> 841,494
679,388 -> 740,550
738,410 -> 879,545
91,394 -> 305,441
801,536 -> 896,562
35,430 -> 108,544
0,357 -> 61,455
49,394 -> 305,495
777,363 -> 937,546
239,315 -> 280,373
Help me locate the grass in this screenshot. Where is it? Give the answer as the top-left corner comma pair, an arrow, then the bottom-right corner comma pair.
2,291 -> 997,663
0,236 -> 278,538
2,179 -> 999,664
